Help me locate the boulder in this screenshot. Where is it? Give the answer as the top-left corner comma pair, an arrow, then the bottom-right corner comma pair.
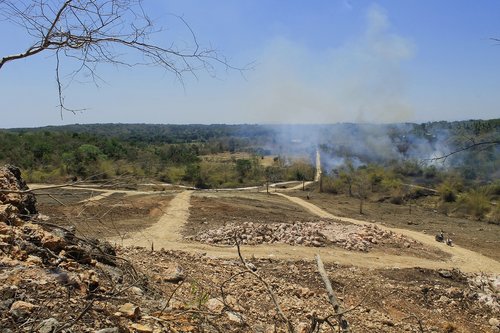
162,263 -> 185,283
9,300 -> 36,319
37,318 -> 60,333
118,302 -> 140,320
226,311 -> 244,324
206,298 -> 225,314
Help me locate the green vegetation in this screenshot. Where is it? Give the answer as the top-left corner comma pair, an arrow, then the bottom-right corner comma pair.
0,119 -> 498,221
0,125 -> 316,187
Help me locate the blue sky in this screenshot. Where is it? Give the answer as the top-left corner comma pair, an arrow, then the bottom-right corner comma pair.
0,0 -> 499,128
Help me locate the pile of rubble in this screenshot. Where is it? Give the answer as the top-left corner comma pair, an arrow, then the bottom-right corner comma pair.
468,273 -> 500,313
0,165 -> 37,226
0,165 -> 125,332
189,220 -> 420,252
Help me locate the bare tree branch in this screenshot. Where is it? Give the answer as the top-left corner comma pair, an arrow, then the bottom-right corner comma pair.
0,0 -> 247,113
235,237 -> 295,333
426,140 -> 499,162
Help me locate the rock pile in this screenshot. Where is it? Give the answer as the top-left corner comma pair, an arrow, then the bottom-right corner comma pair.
0,165 -> 37,225
0,165 -> 126,331
190,221 -> 419,252
468,273 -> 500,312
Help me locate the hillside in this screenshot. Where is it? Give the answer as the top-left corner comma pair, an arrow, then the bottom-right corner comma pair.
1,165 -> 500,332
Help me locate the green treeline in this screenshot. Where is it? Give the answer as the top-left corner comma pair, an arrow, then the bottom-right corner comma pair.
0,120 -> 498,189
0,129 -> 255,183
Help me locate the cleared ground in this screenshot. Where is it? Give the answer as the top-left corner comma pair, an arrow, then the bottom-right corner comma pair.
34,186 -> 500,271
288,190 -> 500,262
36,188 -> 174,238
30,185 -> 500,331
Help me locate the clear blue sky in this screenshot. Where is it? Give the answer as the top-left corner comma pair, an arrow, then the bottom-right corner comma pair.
1,0 -> 499,128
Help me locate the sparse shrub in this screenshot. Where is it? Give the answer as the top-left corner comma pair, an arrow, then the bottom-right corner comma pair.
390,196 -> 404,205
485,181 -> 500,198
407,187 -> 429,199
459,189 -> 490,220
393,160 -> 423,177
380,177 -> 402,193
321,175 -> 344,194
439,186 -> 457,203
23,168 -> 64,183
437,180 -> 462,203
423,165 -> 438,179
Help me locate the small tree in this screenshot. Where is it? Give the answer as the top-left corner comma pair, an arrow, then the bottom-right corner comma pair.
354,168 -> 370,214
338,161 -> 355,197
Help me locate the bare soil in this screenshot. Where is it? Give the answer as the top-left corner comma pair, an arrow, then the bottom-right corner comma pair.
289,190 -> 500,262
35,187 -> 500,272
36,188 -> 174,238
11,184 -> 498,332
185,192 -> 322,235
122,248 -> 497,333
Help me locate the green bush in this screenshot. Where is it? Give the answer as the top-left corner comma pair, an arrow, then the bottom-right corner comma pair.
459,189 -> 490,220
320,176 -> 344,194
437,181 -> 458,203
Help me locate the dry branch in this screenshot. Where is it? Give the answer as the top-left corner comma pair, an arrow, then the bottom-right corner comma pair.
235,238 -> 295,333
426,140 -> 499,162
0,0 -> 248,114
315,254 -> 350,333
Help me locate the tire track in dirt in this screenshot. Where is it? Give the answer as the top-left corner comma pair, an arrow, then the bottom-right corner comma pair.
113,190 -> 193,248
78,191 -> 114,203
275,192 -> 500,273
110,190 -> 500,273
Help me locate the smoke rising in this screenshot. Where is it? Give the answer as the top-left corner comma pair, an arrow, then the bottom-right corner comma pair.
261,122 -> 460,174
234,4 -> 415,124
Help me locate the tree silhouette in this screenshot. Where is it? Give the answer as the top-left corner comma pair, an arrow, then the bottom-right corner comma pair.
0,0 -> 242,114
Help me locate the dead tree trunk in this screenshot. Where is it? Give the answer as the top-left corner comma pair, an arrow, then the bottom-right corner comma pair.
315,255 -> 350,333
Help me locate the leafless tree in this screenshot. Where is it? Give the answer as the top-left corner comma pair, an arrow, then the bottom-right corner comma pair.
0,0 -> 242,114
426,140 -> 499,162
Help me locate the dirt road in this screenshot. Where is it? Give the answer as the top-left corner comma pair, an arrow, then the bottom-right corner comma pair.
111,190 -> 193,248
275,192 -> 500,273
112,190 -> 500,273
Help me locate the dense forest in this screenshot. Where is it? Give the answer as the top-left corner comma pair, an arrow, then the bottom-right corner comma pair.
1,119 -> 498,182
0,119 -> 499,222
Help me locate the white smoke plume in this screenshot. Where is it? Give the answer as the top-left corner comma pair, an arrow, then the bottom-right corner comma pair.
234,4 -> 415,124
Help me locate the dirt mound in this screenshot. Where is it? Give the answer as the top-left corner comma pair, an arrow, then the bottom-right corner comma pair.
189,221 -> 420,252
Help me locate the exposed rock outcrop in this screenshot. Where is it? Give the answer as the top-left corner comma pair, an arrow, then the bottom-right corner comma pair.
0,165 -> 37,222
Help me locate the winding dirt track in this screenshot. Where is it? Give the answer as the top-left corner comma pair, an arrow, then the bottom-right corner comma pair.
111,190 -> 500,273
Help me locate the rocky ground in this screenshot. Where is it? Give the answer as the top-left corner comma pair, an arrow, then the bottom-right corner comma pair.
189,221 -> 420,252
1,165 -> 499,332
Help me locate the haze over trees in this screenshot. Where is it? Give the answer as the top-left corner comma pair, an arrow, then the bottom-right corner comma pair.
0,119 -> 498,223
